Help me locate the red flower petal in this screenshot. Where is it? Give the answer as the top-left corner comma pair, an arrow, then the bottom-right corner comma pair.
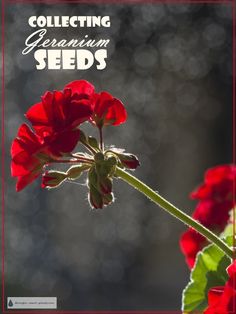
16,171 -> 41,192
67,100 -> 92,129
64,80 -> 95,98
48,129 -> 81,155
205,165 -> 236,185
208,287 -> 224,307
204,260 -> 236,314
91,92 -> 127,128
181,164 -> 236,268
26,89 -> 92,136
180,229 -> 207,268
191,184 -> 213,199
105,98 -> 127,126
25,101 -> 51,129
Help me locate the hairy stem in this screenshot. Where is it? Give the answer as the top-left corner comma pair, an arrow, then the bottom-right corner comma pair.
99,127 -> 104,151
50,157 -> 93,164
80,140 -> 97,155
115,167 -> 233,259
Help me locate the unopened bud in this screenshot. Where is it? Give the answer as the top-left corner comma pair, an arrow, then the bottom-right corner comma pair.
99,177 -> 112,194
88,166 -> 98,188
89,185 -> 103,209
103,193 -> 114,206
42,171 -> 67,189
117,153 -> 140,169
67,164 -> 90,180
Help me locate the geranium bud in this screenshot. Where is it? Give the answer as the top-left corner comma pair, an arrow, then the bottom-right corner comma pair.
103,193 -> 114,205
42,171 -> 67,189
99,177 -> 112,194
67,164 -> 90,180
89,185 -> 103,209
88,166 -> 98,188
117,153 -> 140,169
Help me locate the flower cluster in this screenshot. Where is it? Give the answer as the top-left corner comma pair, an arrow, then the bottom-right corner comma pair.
180,165 -> 236,268
11,80 -> 139,208
204,260 -> 236,314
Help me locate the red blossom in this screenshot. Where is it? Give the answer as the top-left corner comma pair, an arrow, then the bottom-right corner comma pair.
64,80 -> 127,128
204,261 -> 236,314
180,165 -> 236,268
11,124 -> 48,191
179,228 -> 207,268
11,122 -> 83,191
11,80 -> 129,194
26,83 -> 92,137
90,92 -> 127,128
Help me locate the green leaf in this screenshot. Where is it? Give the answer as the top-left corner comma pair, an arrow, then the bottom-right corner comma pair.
182,237 -> 232,313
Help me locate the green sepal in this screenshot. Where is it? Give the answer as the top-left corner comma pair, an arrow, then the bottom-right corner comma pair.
67,164 -> 91,180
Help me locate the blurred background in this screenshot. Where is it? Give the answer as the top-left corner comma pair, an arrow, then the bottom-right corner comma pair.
1,2 -> 233,311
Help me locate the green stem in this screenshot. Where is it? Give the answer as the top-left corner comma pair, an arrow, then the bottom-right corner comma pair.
115,167 -> 233,259
80,140 -> 97,155
51,157 -> 93,164
99,127 -> 104,152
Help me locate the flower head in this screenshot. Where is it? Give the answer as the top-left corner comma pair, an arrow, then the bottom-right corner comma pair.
11,80 -> 138,208
11,124 -> 49,191
64,81 -> 127,129
90,92 -> 127,128
26,83 -> 92,137
180,164 -> 236,268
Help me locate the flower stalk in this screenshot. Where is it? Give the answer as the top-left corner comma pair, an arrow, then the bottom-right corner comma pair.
99,127 -> 104,151
115,167 -> 234,259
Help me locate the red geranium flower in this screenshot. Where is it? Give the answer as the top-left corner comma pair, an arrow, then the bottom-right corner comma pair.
180,165 -> 236,268
11,80 -> 130,195
64,81 -> 127,128
11,123 -> 83,191
90,92 -> 127,128
26,81 -> 93,138
204,260 -> 236,314
11,124 -> 49,191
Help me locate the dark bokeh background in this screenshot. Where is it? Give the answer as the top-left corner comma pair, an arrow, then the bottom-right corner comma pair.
2,2 -> 233,311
